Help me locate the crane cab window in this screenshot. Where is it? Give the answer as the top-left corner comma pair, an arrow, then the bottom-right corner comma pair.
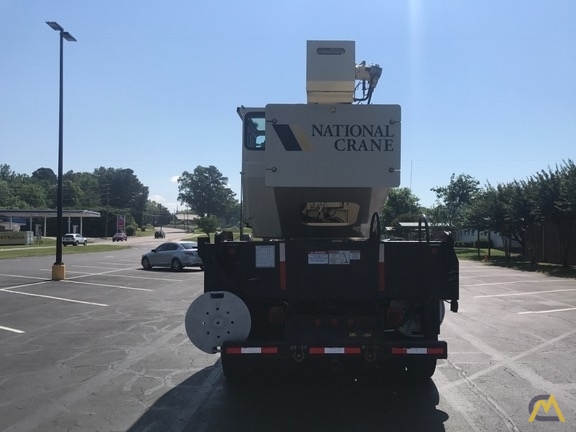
244,112 -> 266,150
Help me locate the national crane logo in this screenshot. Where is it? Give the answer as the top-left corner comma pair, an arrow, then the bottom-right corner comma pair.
312,123 -> 395,152
273,123 -> 395,152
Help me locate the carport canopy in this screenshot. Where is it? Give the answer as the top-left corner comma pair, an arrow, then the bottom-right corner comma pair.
0,209 -> 100,236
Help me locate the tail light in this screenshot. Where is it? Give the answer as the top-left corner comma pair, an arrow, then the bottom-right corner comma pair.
386,300 -> 407,327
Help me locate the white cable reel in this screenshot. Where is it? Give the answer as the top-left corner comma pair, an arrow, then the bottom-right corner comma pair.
185,291 -> 251,354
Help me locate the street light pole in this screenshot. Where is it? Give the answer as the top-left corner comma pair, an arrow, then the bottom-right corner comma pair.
47,21 -> 76,281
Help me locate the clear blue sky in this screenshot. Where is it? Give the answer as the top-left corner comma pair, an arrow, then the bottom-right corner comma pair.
1,1 -> 575,210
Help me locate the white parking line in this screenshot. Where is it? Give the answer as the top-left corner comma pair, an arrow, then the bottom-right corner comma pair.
64,280 -> 153,292
68,271 -> 181,283
1,289 -> 108,306
463,280 -> 561,287
71,264 -> 132,270
96,273 -> 183,282
0,325 -> 25,334
518,307 -> 576,315
1,281 -> 49,290
38,266 -> 184,283
475,288 -> 576,298
0,273 -> 47,281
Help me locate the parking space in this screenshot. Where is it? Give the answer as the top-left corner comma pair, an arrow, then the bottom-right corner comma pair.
0,247 -> 204,336
460,261 -> 576,315
1,253 -> 576,430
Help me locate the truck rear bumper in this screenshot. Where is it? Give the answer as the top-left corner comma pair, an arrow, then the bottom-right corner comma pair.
221,340 -> 447,361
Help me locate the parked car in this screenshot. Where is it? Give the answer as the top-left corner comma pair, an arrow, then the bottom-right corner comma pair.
112,232 -> 128,242
154,230 -> 166,239
141,241 -> 204,271
62,233 -> 88,246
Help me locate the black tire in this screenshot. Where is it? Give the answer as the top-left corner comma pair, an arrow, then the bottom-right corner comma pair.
171,258 -> 183,272
74,241 -> 78,246
221,355 -> 251,382
406,358 -> 437,382
83,241 -> 87,246
141,257 -> 152,270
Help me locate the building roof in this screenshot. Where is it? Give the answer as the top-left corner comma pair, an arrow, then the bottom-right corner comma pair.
174,212 -> 198,221
0,209 -> 101,218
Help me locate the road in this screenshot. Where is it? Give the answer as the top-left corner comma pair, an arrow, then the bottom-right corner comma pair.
0,246 -> 575,431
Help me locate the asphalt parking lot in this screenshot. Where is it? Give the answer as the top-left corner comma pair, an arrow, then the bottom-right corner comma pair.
0,252 -> 200,333
1,248 -> 576,431
0,241 -> 215,432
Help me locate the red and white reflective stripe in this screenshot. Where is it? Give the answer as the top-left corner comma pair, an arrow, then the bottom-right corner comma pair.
225,347 -> 279,355
378,243 -> 385,292
279,243 -> 286,290
309,347 -> 362,355
391,347 -> 445,355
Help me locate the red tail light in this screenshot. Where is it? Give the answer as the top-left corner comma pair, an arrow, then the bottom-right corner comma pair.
386,301 -> 406,327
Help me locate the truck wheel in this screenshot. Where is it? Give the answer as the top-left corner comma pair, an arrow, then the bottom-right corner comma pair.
221,355 -> 250,382
378,361 -> 406,384
407,358 -> 437,382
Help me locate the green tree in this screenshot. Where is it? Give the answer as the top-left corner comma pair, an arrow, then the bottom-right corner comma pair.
177,165 -> 237,218
32,167 -> 57,184
64,171 -> 102,209
8,174 -> 49,208
62,177 -> 84,208
380,188 -> 422,226
196,215 -> 219,236
222,200 -> 241,228
473,184 -> 519,259
532,161 -> 576,267
93,167 -> 149,226
144,200 -> 172,227
431,173 -> 480,229
0,180 -> 17,207
557,160 -> 576,266
0,164 -> 16,182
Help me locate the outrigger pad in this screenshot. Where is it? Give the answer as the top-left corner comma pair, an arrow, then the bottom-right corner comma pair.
185,291 -> 252,354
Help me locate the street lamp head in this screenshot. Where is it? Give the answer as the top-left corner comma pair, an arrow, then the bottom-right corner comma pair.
46,21 -> 64,32
62,32 -> 77,42
46,21 -> 76,42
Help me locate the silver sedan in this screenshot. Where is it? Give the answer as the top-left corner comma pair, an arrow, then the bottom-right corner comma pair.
141,241 -> 204,271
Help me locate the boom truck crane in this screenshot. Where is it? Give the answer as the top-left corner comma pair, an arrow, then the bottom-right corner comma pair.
185,40 -> 459,381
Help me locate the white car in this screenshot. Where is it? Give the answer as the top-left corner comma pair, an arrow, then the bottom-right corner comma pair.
62,233 -> 88,246
141,241 -> 204,271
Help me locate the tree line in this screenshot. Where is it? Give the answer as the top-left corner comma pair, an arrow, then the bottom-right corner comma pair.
0,163 -> 239,237
0,164 -> 171,237
3,159 -> 575,266
381,159 -> 576,266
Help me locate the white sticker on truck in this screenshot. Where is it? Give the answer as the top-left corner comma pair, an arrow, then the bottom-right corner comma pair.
329,250 -> 351,265
255,245 -> 276,268
308,251 -> 329,264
